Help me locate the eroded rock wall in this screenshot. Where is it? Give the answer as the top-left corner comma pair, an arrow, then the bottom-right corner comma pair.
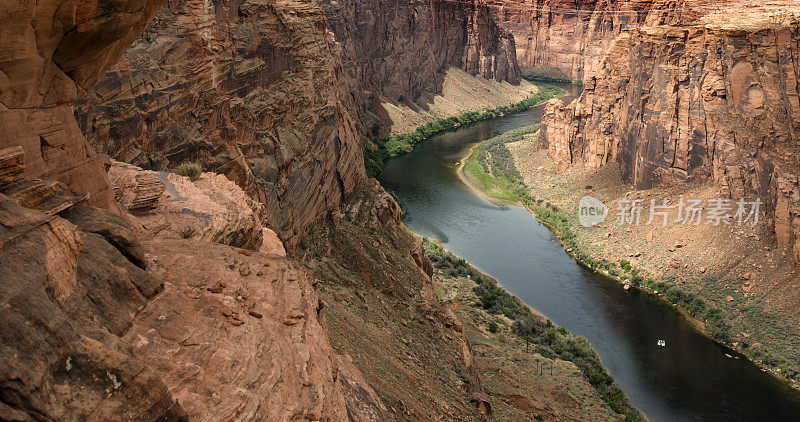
0,186 -> 186,420
0,0 -> 167,208
319,0 -> 520,108
75,0 -> 525,247
75,0 -> 363,247
0,147 -> 388,420
487,0 -> 690,80
540,22 -> 800,259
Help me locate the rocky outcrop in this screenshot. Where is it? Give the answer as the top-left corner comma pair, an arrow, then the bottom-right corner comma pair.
108,161 -> 166,213
126,238 -> 389,421
540,20 -> 800,259
0,177 -> 186,420
0,0 -> 167,208
0,147 -> 25,185
76,0 -> 363,248
0,147 -> 387,419
319,0 -> 520,108
108,160 -> 267,250
487,0 -> 689,80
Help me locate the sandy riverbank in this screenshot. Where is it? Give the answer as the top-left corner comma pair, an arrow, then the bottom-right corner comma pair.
456,145 -> 519,207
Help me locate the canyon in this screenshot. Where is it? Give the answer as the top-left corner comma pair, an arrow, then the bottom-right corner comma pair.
518,0 -> 800,397
484,1 -> 800,264
0,0 -> 625,420
3,0 -> 800,420
319,0 -> 520,132
73,0 -> 523,247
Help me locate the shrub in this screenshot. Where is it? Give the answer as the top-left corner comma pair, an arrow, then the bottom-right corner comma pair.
176,162 -> 202,181
488,321 -> 499,333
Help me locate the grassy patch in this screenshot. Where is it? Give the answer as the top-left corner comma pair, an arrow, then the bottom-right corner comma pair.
522,75 -> 584,86
424,239 -> 643,421
365,83 -> 563,178
463,124 -> 535,202
463,155 -> 521,202
175,162 -> 202,181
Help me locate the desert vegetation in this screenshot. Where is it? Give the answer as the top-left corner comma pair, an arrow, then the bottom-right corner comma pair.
424,239 -> 642,421
175,162 -> 202,181
365,84 -> 562,177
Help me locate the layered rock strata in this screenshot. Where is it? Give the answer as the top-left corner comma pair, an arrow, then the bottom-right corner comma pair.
76,0 -> 363,247
540,20 -> 800,259
108,160 -> 267,250
319,0 -> 520,106
0,0 -> 168,208
76,0 -> 525,246
0,178 -> 185,420
487,0 -> 690,80
0,149 -> 387,420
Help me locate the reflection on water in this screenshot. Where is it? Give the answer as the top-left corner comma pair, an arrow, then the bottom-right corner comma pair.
379,84 -> 800,421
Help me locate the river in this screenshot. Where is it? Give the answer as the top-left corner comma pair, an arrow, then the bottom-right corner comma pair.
378,84 -> 800,421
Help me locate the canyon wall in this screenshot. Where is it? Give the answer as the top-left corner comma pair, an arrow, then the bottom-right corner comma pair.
319,0 -> 520,127
0,1 -> 394,419
0,0 -> 167,208
75,0 -> 363,247
75,0 -> 523,246
487,0 -> 690,80
540,21 -> 800,259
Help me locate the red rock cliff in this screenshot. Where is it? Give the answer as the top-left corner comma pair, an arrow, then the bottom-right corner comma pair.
487,0 -> 690,80
320,0 -> 520,107
540,19 -> 800,259
75,0 -> 364,247
0,0 -> 166,208
0,2 -> 389,419
75,0 -> 523,246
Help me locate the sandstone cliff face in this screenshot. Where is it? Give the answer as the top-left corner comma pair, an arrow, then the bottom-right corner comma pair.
0,0 -> 169,209
487,0 -> 688,80
74,0 -> 526,245
0,170 -> 185,419
0,148 -> 387,420
76,0 -> 363,248
125,238 -> 389,421
540,21 -> 800,259
319,0 -> 520,109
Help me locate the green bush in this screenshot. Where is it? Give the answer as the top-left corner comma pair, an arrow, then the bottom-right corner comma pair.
646,280 -> 733,343
176,162 -> 202,181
